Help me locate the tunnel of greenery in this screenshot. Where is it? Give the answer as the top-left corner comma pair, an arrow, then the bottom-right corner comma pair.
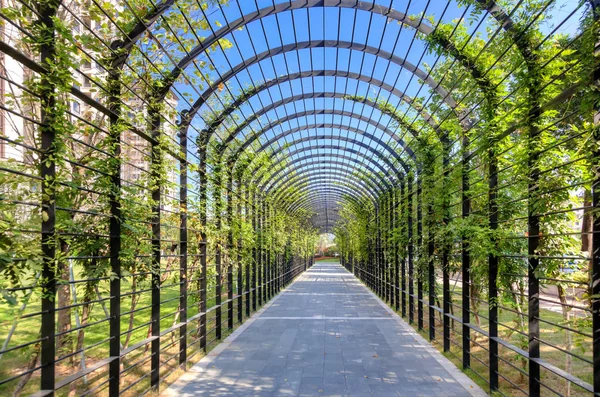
0,0 -> 598,396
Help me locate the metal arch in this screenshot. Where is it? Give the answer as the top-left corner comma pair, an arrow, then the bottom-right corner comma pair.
184,40 -> 457,122
310,216 -> 342,228
292,200 -> 360,223
159,0 -> 440,99
240,123 -> 407,169
271,168 -> 382,205
203,91 -> 438,150
110,0 -> 177,67
261,148 -> 397,189
229,125 -> 408,184
257,152 -> 393,194
279,183 -> 376,215
260,156 -> 390,194
274,169 -> 385,206
310,213 -> 342,224
255,134 -> 404,182
142,0 -> 526,141
235,110 -> 412,183
269,165 -> 384,204
157,0 -> 515,114
193,71 -> 430,159
277,180 -> 375,208
289,191 -> 363,214
217,105 -> 416,169
272,171 -> 381,206
285,186 -> 370,214
299,203 -> 344,217
303,202 -> 344,214
273,163 -> 385,201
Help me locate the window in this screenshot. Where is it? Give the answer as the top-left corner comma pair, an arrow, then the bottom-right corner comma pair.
72,101 -> 80,115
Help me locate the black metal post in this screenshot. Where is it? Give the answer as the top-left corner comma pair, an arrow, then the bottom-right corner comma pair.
428,172 -> 435,342
227,170 -> 234,331
244,183 -> 251,317
179,119 -> 188,369
258,196 -> 263,307
107,40 -> 123,395
215,163 -> 223,341
442,139 -> 450,352
489,140 -> 499,390
198,132 -> 208,352
417,175 -> 424,331
401,181 -> 407,318
39,1 -> 59,392
149,88 -> 162,391
407,176 -> 414,324
252,189 -> 258,311
589,4 -> 600,394
237,179 -> 244,324
462,133 -> 471,370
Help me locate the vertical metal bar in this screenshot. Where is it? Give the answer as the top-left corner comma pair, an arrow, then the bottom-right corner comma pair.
261,199 -> 265,304
401,181 -> 407,318
244,183 -> 251,317
442,139 -> 451,352
407,176 -> 414,324
428,172 -> 436,342
589,4 -> 600,393
258,195 -> 263,307
528,88 -> 542,397
377,206 -> 382,296
489,141 -> 499,390
178,117 -> 188,368
215,163 -> 222,341
382,195 -> 387,302
252,189 -> 258,311
39,1 -> 59,391
237,179 -> 244,324
149,89 -> 162,391
108,41 -> 123,395
198,132 -> 208,352
394,187 -> 400,313
388,189 -> 394,306
227,170 -> 234,330
462,133 -> 471,370
271,205 -> 276,297
417,175 -> 424,331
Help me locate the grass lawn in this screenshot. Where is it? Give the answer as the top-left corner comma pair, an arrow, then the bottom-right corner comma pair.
388,282 -> 594,397
0,264 -> 270,396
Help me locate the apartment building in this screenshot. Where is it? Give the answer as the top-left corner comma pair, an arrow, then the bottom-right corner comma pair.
0,0 -> 180,206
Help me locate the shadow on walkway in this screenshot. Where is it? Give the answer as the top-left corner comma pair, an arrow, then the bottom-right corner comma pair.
163,261 -> 487,397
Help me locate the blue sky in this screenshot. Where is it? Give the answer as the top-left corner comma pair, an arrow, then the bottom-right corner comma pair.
144,0 -> 588,205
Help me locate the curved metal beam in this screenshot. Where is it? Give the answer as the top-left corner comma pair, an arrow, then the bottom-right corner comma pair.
273,169 -> 381,206
254,126 -> 405,167
161,0 -> 440,100
271,165 -> 383,204
219,105 -> 415,171
273,173 -> 380,206
290,192 -> 362,214
257,134 -> 403,182
257,152 -> 393,194
286,186 -> 370,213
185,40 -> 456,122
204,92 -> 437,154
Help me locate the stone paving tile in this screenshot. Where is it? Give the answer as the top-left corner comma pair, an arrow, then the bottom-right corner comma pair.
166,262 -> 485,397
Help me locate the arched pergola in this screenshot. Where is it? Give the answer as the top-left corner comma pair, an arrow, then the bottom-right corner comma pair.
0,0 -> 596,396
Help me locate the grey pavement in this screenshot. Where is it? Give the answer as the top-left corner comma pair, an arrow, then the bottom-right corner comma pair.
164,261 -> 487,397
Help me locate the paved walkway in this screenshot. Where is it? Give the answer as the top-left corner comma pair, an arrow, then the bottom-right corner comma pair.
164,261 -> 487,397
